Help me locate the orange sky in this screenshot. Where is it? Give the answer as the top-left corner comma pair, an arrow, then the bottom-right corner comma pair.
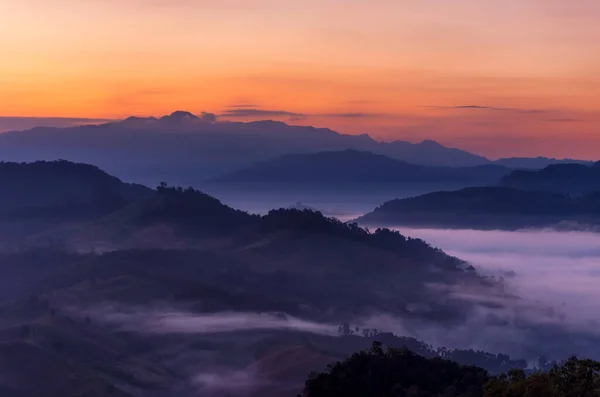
1,0 -> 599,159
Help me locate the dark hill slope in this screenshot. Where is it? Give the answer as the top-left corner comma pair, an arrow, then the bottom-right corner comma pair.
493,156 -> 593,169
0,160 -> 152,248
34,186 -> 259,250
0,160 -> 151,218
211,150 -> 510,188
357,187 -> 600,230
499,162 -> 600,194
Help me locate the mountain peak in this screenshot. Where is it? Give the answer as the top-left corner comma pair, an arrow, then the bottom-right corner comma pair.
119,116 -> 158,127
160,111 -> 200,123
419,139 -> 443,147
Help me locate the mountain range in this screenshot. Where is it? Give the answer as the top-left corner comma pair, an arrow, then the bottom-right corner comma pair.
210,149 -> 511,191
2,159 -> 600,396
0,111 -> 592,187
0,160 -> 522,396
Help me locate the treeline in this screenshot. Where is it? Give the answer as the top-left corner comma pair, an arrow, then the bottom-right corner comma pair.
152,186 -> 466,268
301,342 -> 600,397
337,325 -> 529,374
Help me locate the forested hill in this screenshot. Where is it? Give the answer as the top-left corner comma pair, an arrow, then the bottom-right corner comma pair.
499,162 -> 600,194
301,342 -> 600,397
0,160 -> 151,218
211,149 -> 510,187
357,186 -> 600,230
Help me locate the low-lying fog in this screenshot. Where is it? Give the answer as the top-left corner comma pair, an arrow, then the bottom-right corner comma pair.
205,189 -> 427,220
375,227 -> 600,358
394,227 -> 600,324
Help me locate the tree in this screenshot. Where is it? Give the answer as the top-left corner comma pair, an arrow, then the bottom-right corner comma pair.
300,344 -> 600,397
484,357 -> 600,397
300,342 -> 488,397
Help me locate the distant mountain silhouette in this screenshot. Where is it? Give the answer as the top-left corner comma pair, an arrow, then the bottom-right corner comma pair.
357,186 -> 600,230
211,150 -> 510,189
499,162 -> 600,194
0,112 -> 490,185
492,157 -> 593,169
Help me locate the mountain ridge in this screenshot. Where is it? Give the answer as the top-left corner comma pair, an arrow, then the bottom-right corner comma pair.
1,111 -> 592,186
357,186 -> 600,230
0,112 -> 488,184
499,162 -> 600,194
210,149 -> 510,189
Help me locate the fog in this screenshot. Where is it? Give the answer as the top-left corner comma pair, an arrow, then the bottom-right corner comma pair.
393,228 -> 600,323
74,305 -> 338,336
73,227 -> 600,362
370,227 -> 600,358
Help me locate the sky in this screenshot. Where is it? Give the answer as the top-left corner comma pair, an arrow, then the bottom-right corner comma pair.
1,0 -> 599,159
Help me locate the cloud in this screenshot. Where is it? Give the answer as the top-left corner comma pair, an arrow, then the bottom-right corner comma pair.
392,228 -> 600,328
437,105 -> 548,114
192,369 -> 263,395
545,118 -> 582,123
423,105 -> 548,114
318,112 -> 386,118
200,112 -> 217,123
453,105 -> 493,110
220,108 -> 307,120
327,226 -> 600,361
221,106 -> 387,121
225,104 -> 260,108
73,306 -> 338,336
0,117 -> 113,133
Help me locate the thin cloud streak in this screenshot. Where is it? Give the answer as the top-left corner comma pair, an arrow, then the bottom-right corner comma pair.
74,306 -> 339,336
427,105 -> 548,114
0,117 -> 114,132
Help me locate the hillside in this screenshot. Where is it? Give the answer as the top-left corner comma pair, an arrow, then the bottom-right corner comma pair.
499,162 -> 600,194
32,185 -> 259,251
357,187 -> 600,230
211,150 -> 510,189
0,160 -> 150,216
301,342 -> 600,397
0,161 -> 152,248
1,189 -> 597,395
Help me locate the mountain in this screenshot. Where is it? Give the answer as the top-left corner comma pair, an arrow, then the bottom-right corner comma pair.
0,247 -> 533,397
499,162 -> 600,194
39,185 -> 259,251
1,165 -> 598,395
0,160 -> 152,247
0,112 -> 489,185
210,150 -> 511,190
0,160 -> 150,215
3,112 -> 594,187
0,208 -> 508,396
357,187 -> 600,230
493,156 -> 593,169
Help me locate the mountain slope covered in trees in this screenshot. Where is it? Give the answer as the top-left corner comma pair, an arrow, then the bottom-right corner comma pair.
357,187 -> 600,230
301,342 -> 600,397
499,162 -> 600,194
